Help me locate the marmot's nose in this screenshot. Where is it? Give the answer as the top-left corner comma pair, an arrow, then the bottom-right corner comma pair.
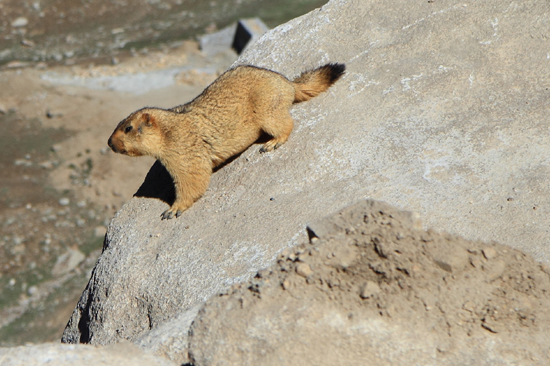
108,137 -> 114,151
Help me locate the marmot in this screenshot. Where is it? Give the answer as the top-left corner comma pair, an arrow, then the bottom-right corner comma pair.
108,63 -> 346,219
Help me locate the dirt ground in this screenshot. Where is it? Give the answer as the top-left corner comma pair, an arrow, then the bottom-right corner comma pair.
190,200 -> 550,365
0,39 -> 237,346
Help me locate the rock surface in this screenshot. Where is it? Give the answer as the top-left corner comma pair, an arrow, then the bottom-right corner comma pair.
63,0 -> 550,358
189,200 -> 550,365
0,342 -> 177,366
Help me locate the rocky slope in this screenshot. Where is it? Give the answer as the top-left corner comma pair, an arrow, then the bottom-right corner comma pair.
47,0 -> 550,364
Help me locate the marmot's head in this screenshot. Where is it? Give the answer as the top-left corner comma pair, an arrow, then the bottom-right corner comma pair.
108,108 -> 164,158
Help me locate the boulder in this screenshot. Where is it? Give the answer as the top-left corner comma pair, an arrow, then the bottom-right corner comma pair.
0,342 -> 177,366
62,0 -> 550,361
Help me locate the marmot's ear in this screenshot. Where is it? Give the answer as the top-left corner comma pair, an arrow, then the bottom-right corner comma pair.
142,112 -> 156,127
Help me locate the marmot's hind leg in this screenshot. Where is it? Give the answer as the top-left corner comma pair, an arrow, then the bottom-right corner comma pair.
259,114 -> 294,153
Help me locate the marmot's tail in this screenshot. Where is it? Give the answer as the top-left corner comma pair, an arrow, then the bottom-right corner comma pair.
292,63 -> 346,103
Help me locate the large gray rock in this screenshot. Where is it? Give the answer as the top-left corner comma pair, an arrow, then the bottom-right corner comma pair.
0,342 -> 177,366
63,0 -> 550,359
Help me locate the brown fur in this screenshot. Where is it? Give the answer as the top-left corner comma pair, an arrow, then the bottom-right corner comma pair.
108,63 -> 345,219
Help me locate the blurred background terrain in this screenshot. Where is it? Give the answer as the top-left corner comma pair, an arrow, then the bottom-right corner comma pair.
0,0 -> 327,346
0,0 -> 326,66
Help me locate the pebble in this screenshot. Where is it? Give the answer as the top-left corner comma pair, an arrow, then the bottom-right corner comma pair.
281,279 -> 290,290
481,319 -> 501,333
7,61 -> 30,69
94,226 -> 107,238
11,17 -> 29,28
39,160 -> 54,169
59,197 -> 70,206
27,285 -> 38,296
14,159 -> 32,167
360,281 -> 380,299
482,247 -> 497,260
470,257 -> 482,269
462,301 -> 475,312
52,249 -> 85,276
485,260 -> 506,282
295,263 -> 313,278
21,39 -> 35,47
46,110 -> 63,119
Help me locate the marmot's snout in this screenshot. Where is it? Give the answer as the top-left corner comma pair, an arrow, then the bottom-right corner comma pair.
107,136 -> 114,151
108,133 -> 124,154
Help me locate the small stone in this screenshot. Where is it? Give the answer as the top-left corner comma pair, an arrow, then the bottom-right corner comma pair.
46,110 -> 63,119
5,61 -> 28,69
280,247 -> 292,259
470,257 -> 483,269
359,281 -> 380,299
59,197 -> 70,206
485,260 -> 506,282
11,17 -> 29,28
462,301 -> 475,312
295,263 -> 313,278
28,285 -> 38,296
434,260 -> 452,273
39,160 -> 54,169
21,39 -> 35,47
52,249 -> 85,276
481,319 -> 501,333
11,244 -> 25,255
482,247 -> 498,260
14,159 -> 32,167
281,279 -> 290,290
94,226 -> 107,238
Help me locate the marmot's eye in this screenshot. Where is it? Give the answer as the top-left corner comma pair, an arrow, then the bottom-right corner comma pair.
124,125 -> 133,133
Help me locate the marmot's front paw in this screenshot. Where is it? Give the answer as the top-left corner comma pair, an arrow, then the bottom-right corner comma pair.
161,205 -> 188,220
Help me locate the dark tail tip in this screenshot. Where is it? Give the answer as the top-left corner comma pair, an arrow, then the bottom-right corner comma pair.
324,63 -> 346,84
